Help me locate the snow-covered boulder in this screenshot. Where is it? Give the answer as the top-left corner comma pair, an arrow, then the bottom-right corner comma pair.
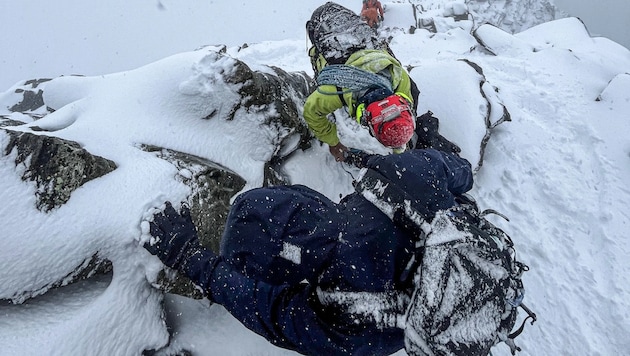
0,48 -> 314,303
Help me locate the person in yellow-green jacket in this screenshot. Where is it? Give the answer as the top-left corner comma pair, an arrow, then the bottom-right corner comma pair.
305,2 -> 461,163
304,2 -> 419,162
304,48 -> 418,161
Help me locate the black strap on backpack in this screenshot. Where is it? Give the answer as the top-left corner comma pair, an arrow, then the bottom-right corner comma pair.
316,64 -> 397,124
336,86 -> 347,107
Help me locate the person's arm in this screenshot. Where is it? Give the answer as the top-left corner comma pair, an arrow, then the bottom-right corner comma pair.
179,253 -> 340,354
181,250 -> 335,352
303,86 -> 345,146
143,203 -> 339,354
362,149 -> 473,203
434,150 -> 473,195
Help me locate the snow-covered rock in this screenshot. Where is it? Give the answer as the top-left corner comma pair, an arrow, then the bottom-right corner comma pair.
0,48 -> 313,307
1,1 -> 629,355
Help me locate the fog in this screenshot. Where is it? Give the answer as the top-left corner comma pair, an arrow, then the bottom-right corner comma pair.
0,0 -> 348,90
553,0 -> 630,49
0,0 -> 627,91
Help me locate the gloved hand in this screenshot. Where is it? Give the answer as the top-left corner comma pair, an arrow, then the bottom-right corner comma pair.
344,148 -> 377,168
414,111 -> 462,155
329,142 -> 348,162
144,201 -> 200,270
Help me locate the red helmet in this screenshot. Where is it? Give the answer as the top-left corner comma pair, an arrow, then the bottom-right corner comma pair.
364,94 -> 415,148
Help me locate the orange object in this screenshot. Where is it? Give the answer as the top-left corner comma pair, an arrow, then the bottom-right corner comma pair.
361,0 -> 384,28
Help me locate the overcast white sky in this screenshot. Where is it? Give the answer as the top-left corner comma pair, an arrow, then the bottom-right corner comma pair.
0,0 -> 349,90
0,0 -> 628,90
553,0 -> 629,48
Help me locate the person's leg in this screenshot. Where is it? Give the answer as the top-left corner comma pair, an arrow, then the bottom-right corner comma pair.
364,8 -> 378,28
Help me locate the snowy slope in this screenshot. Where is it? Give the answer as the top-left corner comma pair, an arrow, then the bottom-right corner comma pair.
1,1 -> 630,356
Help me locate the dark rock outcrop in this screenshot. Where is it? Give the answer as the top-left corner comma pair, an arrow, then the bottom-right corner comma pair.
9,79 -> 53,113
0,50 -> 317,302
141,144 -> 246,255
3,130 -> 117,212
229,60 -> 315,186
458,59 -> 511,171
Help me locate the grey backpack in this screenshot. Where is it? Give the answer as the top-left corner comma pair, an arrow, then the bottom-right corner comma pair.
403,196 -> 536,355
306,2 -> 383,65
356,169 -> 536,356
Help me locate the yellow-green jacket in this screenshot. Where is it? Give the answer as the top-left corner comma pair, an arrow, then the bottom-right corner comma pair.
303,49 -> 413,146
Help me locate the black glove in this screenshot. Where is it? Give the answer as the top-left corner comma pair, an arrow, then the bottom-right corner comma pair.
414,111 -> 461,155
144,201 -> 200,270
344,148 -> 377,168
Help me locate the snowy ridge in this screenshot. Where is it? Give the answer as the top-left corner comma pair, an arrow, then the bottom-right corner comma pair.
1,1 -> 630,355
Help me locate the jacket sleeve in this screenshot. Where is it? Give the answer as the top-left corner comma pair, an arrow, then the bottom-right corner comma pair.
362,149 -> 473,216
303,86 -> 345,146
177,247 -> 341,354
437,150 -> 474,196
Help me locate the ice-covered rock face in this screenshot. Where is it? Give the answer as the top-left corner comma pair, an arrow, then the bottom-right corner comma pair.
383,0 -> 559,35
465,0 -> 559,34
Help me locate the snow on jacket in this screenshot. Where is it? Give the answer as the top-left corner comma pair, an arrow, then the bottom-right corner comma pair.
179,149 -> 473,355
303,49 -> 413,146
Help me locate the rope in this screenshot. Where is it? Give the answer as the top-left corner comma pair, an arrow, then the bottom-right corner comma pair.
316,64 -> 393,95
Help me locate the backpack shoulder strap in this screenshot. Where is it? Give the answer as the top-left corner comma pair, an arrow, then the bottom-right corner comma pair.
336,86 -> 347,106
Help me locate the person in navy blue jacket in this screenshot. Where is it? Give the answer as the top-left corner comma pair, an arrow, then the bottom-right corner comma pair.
144,148 -> 473,355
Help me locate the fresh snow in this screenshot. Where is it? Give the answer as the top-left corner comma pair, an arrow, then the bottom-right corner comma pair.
1,1 -> 630,356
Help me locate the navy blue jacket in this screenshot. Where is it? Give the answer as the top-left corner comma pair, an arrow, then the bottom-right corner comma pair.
180,149 -> 473,355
